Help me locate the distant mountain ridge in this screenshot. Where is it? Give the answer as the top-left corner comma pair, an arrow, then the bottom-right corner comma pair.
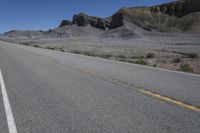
59,0 -> 200,33
2,0 -> 200,40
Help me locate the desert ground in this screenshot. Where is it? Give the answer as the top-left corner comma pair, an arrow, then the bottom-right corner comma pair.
2,29 -> 199,74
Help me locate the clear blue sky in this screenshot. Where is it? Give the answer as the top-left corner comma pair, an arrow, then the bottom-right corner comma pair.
0,0 -> 174,33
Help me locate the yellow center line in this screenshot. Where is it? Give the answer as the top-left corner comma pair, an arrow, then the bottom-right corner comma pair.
32,54 -> 200,113
71,66 -> 200,113
140,89 -> 200,112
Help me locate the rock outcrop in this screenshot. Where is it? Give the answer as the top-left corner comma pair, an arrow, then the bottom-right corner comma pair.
60,13 -> 110,30
72,13 -> 111,30
110,0 -> 200,33
59,0 -> 200,33
3,0 -> 200,40
59,20 -> 72,27
151,0 -> 200,17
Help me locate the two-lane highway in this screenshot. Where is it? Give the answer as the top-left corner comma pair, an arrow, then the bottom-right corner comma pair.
0,41 -> 200,133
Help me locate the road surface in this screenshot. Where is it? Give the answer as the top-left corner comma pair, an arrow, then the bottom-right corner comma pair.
0,41 -> 200,133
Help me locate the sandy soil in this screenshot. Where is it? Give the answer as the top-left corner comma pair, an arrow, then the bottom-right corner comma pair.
15,37 -> 200,74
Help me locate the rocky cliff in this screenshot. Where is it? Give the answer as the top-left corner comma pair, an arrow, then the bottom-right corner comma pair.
110,0 -> 200,32
151,0 -> 200,17
59,13 -> 110,30
2,0 -> 200,40
59,0 -> 200,33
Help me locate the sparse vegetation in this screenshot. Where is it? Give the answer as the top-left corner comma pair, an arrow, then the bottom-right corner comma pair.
70,50 -> 96,57
146,53 -> 155,58
82,51 -> 96,56
115,55 -> 127,61
172,58 -> 181,63
46,47 -> 56,50
127,60 -> 135,63
139,55 -> 145,58
17,41 -> 199,74
99,54 -> 113,59
179,64 -> 193,72
60,49 -> 65,52
161,60 -> 167,63
131,56 -> 135,59
33,45 -> 39,48
118,58 -> 126,62
56,48 -> 65,52
135,58 -> 148,65
186,53 -> 199,58
19,42 -> 30,46
70,50 -> 82,54
116,55 -> 126,59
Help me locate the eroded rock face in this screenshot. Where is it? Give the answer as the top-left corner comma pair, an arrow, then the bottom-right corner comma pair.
59,0 -> 200,33
59,20 -> 72,27
72,13 -> 110,30
110,11 -> 124,29
110,7 -> 152,29
72,13 -> 89,26
109,0 -> 200,33
151,0 -> 200,17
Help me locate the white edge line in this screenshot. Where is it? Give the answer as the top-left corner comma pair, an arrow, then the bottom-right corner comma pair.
0,69 -> 18,133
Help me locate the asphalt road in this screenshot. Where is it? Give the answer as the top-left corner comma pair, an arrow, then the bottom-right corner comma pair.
0,41 -> 200,133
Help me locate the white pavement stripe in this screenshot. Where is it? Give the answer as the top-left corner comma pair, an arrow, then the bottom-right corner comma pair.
0,69 -> 18,133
